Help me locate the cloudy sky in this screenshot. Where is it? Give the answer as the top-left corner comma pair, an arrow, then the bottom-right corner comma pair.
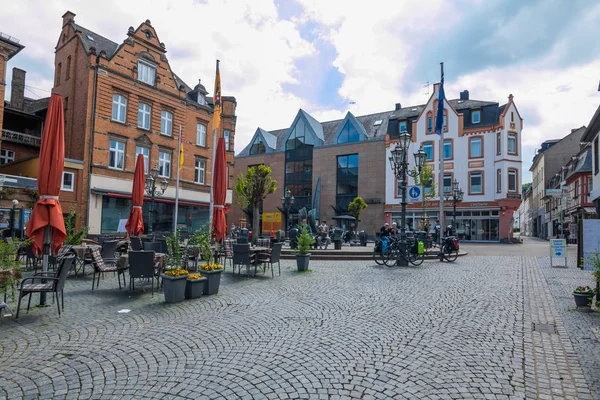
3,0 -> 600,182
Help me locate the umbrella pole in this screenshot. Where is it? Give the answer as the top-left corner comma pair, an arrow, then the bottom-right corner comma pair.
39,226 -> 52,306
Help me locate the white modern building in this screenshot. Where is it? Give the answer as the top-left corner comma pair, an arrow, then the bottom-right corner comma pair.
384,85 -> 523,242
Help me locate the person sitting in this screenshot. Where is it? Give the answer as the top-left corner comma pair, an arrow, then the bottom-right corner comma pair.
390,222 -> 399,236
317,220 -> 331,250
380,223 -> 391,238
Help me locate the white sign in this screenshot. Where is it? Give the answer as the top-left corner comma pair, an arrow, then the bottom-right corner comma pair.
407,186 -> 422,203
550,239 -> 567,267
582,219 -> 600,271
117,219 -> 128,233
545,189 -> 562,198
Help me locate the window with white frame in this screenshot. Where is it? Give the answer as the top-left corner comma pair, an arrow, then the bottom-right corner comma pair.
194,159 -> 206,184
224,130 -> 231,151
399,120 -> 407,133
112,94 -> 127,123
138,103 -> 151,130
470,172 -> 483,194
508,169 -> 517,192
472,110 -> 481,124
497,169 -> 502,192
196,124 -> 207,146
470,137 -> 482,157
61,172 -> 74,191
158,151 -> 171,178
508,133 -> 517,154
443,174 -> 452,194
135,146 -> 149,174
137,60 -> 156,85
109,140 -> 125,170
0,149 -> 14,165
160,111 -> 173,136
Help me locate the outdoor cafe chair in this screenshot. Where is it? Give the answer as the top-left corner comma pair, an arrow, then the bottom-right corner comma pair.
219,239 -> 234,269
91,247 -> 126,291
16,254 -> 75,318
128,250 -> 156,295
256,242 -> 282,278
25,246 -> 42,273
143,241 -> 162,253
256,237 -> 271,248
232,244 -> 255,277
130,236 -> 143,251
101,240 -> 119,265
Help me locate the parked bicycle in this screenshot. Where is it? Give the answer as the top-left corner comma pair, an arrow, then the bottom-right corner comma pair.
383,236 -> 424,267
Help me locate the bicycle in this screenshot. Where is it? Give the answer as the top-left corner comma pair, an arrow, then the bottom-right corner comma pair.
384,236 -> 424,267
439,236 -> 459,262
373,237 -> 390,265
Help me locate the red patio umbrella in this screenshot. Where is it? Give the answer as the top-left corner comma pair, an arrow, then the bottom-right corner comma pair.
125,153 -> 145,236
26,93 -> 66,256
212,137 -> 227,241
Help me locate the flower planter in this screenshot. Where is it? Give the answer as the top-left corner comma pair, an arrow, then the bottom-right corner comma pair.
161,274 -> 187,303
296,254 -> 311,271
185,277 -> 207,299
573,293 -> 595,307
201,269 -> 223,295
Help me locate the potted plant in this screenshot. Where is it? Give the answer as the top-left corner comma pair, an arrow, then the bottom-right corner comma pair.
64,207 -> 87,245
0,237 -> 29,303
185,273 -> 207,299
199,263 -> 223,295
161,268 -> 189,303
573,285 -> 596,308
295,225 -> 315,271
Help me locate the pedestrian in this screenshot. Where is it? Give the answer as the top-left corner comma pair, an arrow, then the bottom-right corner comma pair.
380,222 -> 390,237
564,227 -> 570,246
300,218 -> 312,235
390,222 -> 399,236
317,220 -> 331,249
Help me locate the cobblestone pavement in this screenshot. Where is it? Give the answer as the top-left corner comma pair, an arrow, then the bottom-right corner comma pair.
0,245 -> 598,399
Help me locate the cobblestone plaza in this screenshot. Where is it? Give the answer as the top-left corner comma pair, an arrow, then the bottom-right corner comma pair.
1,238 -> 599,399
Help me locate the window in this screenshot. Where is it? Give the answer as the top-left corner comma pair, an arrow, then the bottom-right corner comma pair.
443,113 -> 447,132
249,135 -> 265,155
224,130 -> 231,151
427,116 -> 433,133
135,146 -> 149,174
470,172 -> 483,194
470,137 -> 482,158
112,94 -> 127,123
443,174 -> 452,194
56,62 -> 61,86
595,137 -> 599,175
496,133 -> 501,155
0,149 -> 14,165
423,176 -> 433,196
158,152 -> 171,178
337,120 -> 361,143
575,179 -> 580,198
196,124 -> 207,146
138,103 -> 151,130
195,159 -> 206,184
285,117 -> 314,211
472,110 -> 481,124
588,176 -> 593,196
109,140 -> 125,170
497,169 -> 502,192
160,111 -> 173,136
511,112 -> 514,122
336,154 -> 359,210
61,172 -> 74,191
137,60 -> 156,85
443,139 -> 452,159
399,120 -> 407,133
508,133 -> 517,154
423,142 -> 433,161
66,56 -> 71,80
508,169 -> 517,192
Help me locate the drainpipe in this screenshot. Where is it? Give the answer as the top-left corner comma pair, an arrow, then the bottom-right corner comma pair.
87,53 -> 100,234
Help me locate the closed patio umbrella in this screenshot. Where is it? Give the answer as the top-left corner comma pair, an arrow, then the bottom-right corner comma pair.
212,137 -> 227,242
125,153 -> 145,236
25,94 -> 67,304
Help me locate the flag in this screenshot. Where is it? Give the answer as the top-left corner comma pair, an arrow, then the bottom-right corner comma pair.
212,59 -> 221,132
178,130 -> 184,170
435,66 -> 445,135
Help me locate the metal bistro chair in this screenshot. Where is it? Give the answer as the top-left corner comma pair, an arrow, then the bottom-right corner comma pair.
16,254 -> 76,318
232,244 -> 255,277
91,247 -> 126,291
101,240 -> 120,265
25,246 -> 42,273
143,241 -> 162,253
256,237 -> 271,248
257,242 -> 282,278
128,250 -> 156,295
219,239 -> 235,270
130,236 -> 143,251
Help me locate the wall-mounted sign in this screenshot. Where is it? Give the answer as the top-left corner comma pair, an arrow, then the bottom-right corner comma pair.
507,193 -> 522,199
365,198 -> 382,204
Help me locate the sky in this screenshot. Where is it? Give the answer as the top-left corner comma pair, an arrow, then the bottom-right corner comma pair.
2,0 -> 600,184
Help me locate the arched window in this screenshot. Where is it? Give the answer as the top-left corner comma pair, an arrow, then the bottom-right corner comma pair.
426,111 -> 433,133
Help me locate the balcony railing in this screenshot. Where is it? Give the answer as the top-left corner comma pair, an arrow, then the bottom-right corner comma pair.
1,129 -> 41,147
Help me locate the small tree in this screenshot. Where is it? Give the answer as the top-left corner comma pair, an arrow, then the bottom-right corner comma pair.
64,207 -> 87,245
234,165 -> 277,241
348,197 -> 368,231
414,163 -> 437,230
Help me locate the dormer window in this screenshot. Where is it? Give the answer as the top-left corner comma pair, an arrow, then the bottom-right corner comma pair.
337,120 -> 360,143
250,136 -> 266,155
137,60 -> 156,85
198,94 -> 205,105
472,109 -> 481,124
399,120 -> 407,133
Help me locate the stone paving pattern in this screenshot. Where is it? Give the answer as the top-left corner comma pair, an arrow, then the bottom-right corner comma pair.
0,239 -> 598,399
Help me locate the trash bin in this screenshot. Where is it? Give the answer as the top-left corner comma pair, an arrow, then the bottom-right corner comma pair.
238,228 -> 249,244
288,228 -> 299,249
358,231 -> 367,246
332,228 -> 343,250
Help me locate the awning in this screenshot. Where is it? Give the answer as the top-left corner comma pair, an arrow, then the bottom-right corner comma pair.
92,189 -> 209,207
583,207 -> 597,215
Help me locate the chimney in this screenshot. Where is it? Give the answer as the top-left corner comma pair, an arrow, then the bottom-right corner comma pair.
10,68 -> 26,111
62,11 -> 75,27
395,103 -> 401,111
459,90 -> 469,100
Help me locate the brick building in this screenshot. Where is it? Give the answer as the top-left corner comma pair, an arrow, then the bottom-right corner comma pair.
53,11 -> 236,234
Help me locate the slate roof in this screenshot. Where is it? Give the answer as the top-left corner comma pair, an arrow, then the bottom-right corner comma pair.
259,129 -> 278,150
23,97 -> 50,114
72,23 -> 118,56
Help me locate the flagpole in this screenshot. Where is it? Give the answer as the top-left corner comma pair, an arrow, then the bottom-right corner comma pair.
209,128 -> 217,226
438,62 -> 445,248
173,124 -> 182,233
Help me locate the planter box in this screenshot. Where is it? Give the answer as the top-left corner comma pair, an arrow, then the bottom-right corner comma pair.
296,254 -> 311,271
201,269 -> 223,295
574,293 -> 595,307
185,277 -> 207,299
161,274 -> 187,303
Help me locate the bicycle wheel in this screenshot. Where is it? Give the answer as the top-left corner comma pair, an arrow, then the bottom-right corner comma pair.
373,241 -> 385,265
384,244 -> 399,267
408,248 -> 424,266
443,244 -> 458,262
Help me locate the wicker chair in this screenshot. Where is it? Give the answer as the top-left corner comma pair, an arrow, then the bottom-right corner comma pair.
91,247 -> 127,291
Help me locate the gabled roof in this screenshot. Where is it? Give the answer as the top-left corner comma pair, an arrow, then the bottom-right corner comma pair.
332,111 -> 368,141
259,128 -> 278,150
299,109 -> 324,142
448,99 -> 497,110
72,22 -> 118,56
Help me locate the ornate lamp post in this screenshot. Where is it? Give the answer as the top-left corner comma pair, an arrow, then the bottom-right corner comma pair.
443,179 -> 463,232
389,132 -> 427,266
281,189 -> 295,231
145,165 -> 168,234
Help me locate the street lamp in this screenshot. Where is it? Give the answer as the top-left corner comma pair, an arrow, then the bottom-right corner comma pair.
281,189 -> 294,231
389,132 -> 427,265
443,179 -> 463,232
145,165 -> 168,234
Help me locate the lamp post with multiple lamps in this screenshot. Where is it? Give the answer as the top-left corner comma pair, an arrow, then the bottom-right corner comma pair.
145,165 -> 169,234
389,132 -> 427,266
443,179 -> 463,233
281,189 -> 295,232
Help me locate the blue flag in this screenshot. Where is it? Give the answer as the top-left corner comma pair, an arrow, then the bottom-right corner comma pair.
435,68 -> 445,135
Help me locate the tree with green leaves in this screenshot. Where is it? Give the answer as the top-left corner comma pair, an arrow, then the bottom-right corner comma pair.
414,163 -> 437,230
348,197 -> 368,231
64,207 -> 87,245
234,165 -> 277,240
